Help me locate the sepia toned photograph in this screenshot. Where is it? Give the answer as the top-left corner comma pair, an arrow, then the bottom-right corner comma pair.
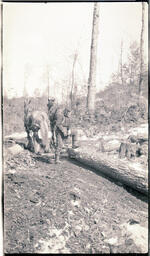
2,1 -> 148,254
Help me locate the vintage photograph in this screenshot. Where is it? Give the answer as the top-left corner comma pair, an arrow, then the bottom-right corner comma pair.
2,1 -> 148,254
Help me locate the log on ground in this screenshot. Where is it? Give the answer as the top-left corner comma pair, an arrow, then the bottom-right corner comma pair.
8,144 -> 24,155
68,147 -> 148,195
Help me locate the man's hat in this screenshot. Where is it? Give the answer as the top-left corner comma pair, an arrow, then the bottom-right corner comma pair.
48,97 -> 55,102
65,106 -> 71,112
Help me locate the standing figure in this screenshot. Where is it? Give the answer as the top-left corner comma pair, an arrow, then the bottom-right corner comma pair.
47,98 -> 78,164
47,98 -> 57,148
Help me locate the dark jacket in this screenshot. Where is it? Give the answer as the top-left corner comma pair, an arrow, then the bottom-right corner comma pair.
48,104 -> 71,136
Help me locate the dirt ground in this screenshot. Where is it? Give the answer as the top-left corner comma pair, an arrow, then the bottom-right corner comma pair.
4,144 -> 148,254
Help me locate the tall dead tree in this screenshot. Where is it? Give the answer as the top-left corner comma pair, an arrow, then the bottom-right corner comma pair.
23,70 -> 28,98
87,2 -> 100,114
120,40 -> 124,85
139,2 -> 145,95
70,52 -> 78,109
47,65 -> 50,99
23,84 -> 28,98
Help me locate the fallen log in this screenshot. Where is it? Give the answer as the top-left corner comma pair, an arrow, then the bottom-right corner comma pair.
7,144 -> 24,155
68,147 -> 148,195
102,139 -> 120,152
95,133 -> 148,154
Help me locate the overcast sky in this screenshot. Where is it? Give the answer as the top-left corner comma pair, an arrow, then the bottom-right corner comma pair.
3,2 -> 148,100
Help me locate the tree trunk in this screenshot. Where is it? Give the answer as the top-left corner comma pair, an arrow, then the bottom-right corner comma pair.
23,70 -> 28,98
47,65 -> 50,99
120,40 -> 124,85
70,53 -> 78,109
139,2 -> 145,95
68,148 -> 148,195
87,2 -> 100,114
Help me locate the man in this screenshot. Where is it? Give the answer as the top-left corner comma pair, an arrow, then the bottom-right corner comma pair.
47,97 -> 58,148
47,98 -> 78,164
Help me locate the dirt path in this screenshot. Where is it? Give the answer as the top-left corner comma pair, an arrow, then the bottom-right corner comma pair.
4,149 -> 148,253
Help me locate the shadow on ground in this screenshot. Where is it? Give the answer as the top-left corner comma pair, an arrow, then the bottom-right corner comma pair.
68,158 -> 148,204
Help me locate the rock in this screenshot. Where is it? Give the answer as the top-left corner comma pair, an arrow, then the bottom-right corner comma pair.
100,245 -> 110,253
105,237 -> 118,245
85,243 -> 91,250
73,225 -> 82,236
83,224 -> 89,231
121,222 -> 148,253
93,213 -> 100,224
101,231 -> 106,238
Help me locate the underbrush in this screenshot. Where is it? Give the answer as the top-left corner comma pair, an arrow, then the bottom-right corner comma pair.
71,91 -> 148,138
3,96 -> 48,135
3,82 -> 148,137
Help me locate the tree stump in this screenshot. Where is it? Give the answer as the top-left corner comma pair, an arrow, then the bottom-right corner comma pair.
119,142 -> 138,159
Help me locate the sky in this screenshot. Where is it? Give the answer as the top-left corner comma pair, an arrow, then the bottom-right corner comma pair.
3,2 -> 148,101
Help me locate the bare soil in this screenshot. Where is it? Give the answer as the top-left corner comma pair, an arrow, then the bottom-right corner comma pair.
4,145 -> 148,254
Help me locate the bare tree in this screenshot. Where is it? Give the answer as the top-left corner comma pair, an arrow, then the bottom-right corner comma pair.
23,63 -> 33,98
87,2 -> 100,114
41,65 -> 50,99
139,2 -> 145,95
23,72 -> 28,98
128,42 -> 140,86
111,41 -> 141,89
120,40 -> 124,85
70,52 -> 78,108
34,88 -> 41,98
47,65 -> 50,99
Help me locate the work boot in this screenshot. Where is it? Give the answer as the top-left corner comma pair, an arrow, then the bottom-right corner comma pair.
55,153 -> 61,164
72,145 -> 79,149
